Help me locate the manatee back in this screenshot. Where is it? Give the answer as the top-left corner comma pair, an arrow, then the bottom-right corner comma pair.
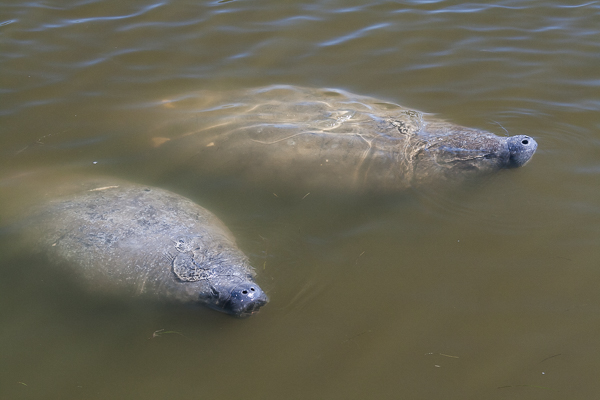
24,181 -> 252,301
154,85 -> 426,192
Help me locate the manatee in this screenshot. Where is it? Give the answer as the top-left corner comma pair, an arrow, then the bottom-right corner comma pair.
14,178 -> 268,317
154,85 -> 537,193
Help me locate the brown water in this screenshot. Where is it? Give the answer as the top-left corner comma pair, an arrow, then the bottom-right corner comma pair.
1,0 -> 599,399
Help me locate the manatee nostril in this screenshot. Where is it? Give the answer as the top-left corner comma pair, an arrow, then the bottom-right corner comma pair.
250,287 -> 255,291
522,139 -> 529,145
242,290 -> 248,295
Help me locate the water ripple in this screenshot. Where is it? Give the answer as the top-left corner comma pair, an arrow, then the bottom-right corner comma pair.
557,1 -> 599,8
0,19 -> 17,27
319,22 -> 391,47
261,15 -> 323,27
30,1 -> 166,31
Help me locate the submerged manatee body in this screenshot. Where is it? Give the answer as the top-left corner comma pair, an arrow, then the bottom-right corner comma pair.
21,179 -> 268,317
157,85 -> 537,193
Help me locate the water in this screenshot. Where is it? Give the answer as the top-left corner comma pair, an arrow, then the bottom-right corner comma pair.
1,0 -> 599,398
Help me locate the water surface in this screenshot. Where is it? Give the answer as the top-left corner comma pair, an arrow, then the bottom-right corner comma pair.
1,0 -> 599,399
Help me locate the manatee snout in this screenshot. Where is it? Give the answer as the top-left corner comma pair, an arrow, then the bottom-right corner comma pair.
203,281 -> 269,318
227,282 -> 269,317
507,135 -> 537,167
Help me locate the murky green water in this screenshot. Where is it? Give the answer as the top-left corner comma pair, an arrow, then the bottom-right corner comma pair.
2,0 -> 599,399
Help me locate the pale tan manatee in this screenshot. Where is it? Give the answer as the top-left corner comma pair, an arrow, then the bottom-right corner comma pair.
152,85 -> 537,194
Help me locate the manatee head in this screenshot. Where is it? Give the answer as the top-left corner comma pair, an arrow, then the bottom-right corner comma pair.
198,272 -> 269,318
171,244 -> 268,317
417,126 -> 537,178
506,135 -> 537,167
413,129 -> 538,186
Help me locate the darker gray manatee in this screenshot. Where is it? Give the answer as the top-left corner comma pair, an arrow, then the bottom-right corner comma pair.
155,85 -> 537,193
19,179 -> 268,317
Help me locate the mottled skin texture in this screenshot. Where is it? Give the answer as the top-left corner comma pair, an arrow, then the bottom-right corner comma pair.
25,180 -> 268,317
158,85 -> 537,193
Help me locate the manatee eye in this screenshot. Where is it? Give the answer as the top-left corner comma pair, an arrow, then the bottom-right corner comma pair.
522,139 -> 529,145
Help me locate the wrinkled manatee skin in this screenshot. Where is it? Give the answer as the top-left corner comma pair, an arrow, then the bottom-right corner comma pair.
159,86 -> 537,193
24,181 -> 268,317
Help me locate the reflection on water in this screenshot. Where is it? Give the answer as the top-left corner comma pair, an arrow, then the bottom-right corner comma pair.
1,0 -> 600,399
